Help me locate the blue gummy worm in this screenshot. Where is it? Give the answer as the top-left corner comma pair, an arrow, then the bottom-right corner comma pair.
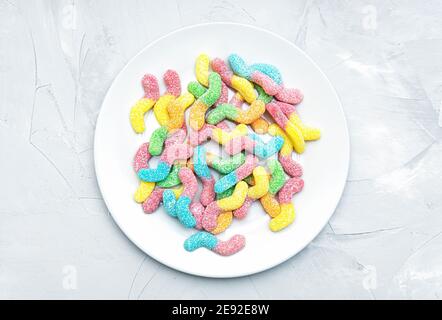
175,196 -> 196,228
250,63 -> 283,85
214,172 -> 238,194
254,136 -> 285,158
184,231 -> 218,252
138,161 -> 171,182
228,54 -> 252,79
162,189 -> 177,217
249,132 -> 265,144
193,146 -> 211,179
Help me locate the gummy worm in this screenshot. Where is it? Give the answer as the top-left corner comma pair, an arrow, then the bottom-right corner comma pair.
166,93 -> 195,130
224,135 -> 284,159
216,186 -> 235,200
189,72 -> 222,130
184,231 -> 245,256
214,155 -> 258,194
188,153 -> 245,176
268,123 -> 303,177
260,159 -> 286,218
193,146 -> 216,207
206,100 -> 266,125
195,53 -> 210,87
133,142 -> 155,203
156,163 -> 183,188
270,177 -> 304,231
138,143 -> 193,182
142,186 -> 183,214
228,54 -> 303,104
211,212 -> 233,235
130,74 -> 160,133
188,80 -> 228,106
233,166 -> 269,219
153,70 -> 181,126
211,57 -> 257,104
163,167 -> 198,228
266,102 -> 305,154
250,63 -> 283,85
211,123 -> 248,145
202,181 -> 249,231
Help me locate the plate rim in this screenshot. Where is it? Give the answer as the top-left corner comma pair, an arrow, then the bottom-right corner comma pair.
94,22 -> 350,278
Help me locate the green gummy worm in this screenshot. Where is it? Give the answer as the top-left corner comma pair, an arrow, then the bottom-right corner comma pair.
149,126 -> 169,156
268,159 -> 286,194
157,164 -> 182,188
206,104 -> 238,125
256,85 -> 273,104
210,153 -> 245,174
187,81 -> 206,99
200,72 -> 222,106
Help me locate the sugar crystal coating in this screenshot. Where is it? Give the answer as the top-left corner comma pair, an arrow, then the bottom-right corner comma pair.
213,235 -> 246,256
130,53 -> 321,255
184,232 -> 218,252
164,69 -> 181,97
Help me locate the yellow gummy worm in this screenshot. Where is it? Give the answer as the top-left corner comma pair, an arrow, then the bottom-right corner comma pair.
195,53 -> 210,87
153,94 -> 175,126
235,100 -> 266,124
167,93 -> 195,130
211,211 -> 233,235
231,75 -> 256,104
248,166 -> 269,199
217,181 -> 248,211
285,121 -> 306,154
269,203 -> 295,232
134,181 -> 155,203
288,114 -> 321,141
260,193 -> 281,218
211,124 -> 248,145
130,98 -> 156,133
268,123 -> 294,156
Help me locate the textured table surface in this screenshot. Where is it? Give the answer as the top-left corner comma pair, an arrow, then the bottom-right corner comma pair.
1,0 -> 441,299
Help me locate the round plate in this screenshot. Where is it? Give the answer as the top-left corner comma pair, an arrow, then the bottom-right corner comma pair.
94,23 -> 349,278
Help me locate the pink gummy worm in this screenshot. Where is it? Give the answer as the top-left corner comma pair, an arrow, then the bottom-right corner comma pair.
189,124 -> 215,147
279,155 -> 303,178
250,71 -> 280,96
216,81 -> 229,105
200,177 -> 215,207
178,167 -> 198,199
190,202 -> 205,230
213,234 -> 246,256
142,188 -> 164,213
275,87 -> 304,105
211,58 -> 233,86
202,201 -> 223,231
133,142 -> 151,173
235,155 -> 259,180
276,101 -> 297,117
141,74 -> 160,100
224,136 -> 257,155
165,128 -> 187,147
278,177 -> 304,204
266,102 -> 289,128
164,69 -> 181,97
161,143 -> 193,165
232,197 -> 253,219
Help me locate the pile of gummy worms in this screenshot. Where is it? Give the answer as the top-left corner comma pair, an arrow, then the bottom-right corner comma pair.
130,53 -> 321,256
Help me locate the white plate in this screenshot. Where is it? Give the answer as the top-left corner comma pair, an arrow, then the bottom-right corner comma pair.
94,23 -> 349,278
